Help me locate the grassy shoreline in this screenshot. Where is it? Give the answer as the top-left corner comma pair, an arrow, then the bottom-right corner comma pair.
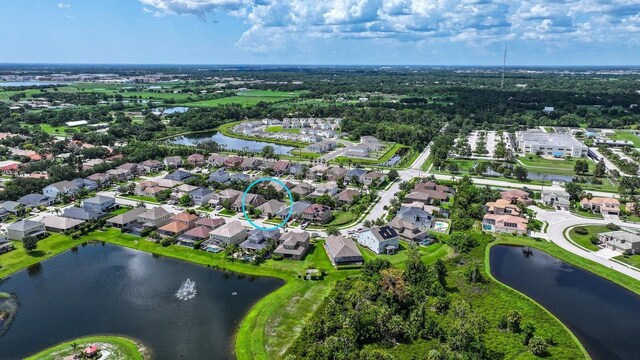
25,335 -> 147,360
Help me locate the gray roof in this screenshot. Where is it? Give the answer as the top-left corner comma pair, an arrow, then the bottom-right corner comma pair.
46,180 -> 78,192
83,195 -> 114,205
397,206 -> 433,223
62,207 -> 102,220
140,206 -> 170,220
277,201 -> 312,216
190,187 -> 214,197
600,230 -> 640,244
0,201 -> 23,212
7,219 -> 43,231
18,194 -> 52,206
371,226 -> 398,241
346,168 -> 367,178
164,170 -> 192,181
42,215 -> 84,230
326,235 -> 363,260
107,207 -> 148,225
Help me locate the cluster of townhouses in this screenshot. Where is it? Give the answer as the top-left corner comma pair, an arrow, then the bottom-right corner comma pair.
231,117 -> 342,146
343,136 -> 385,158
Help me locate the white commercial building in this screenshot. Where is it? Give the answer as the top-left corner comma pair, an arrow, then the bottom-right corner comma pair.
515,130 -> 588,158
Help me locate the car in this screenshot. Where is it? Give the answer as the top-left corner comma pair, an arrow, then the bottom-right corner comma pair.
215,205 -> 223,210
300,223 -> 308,229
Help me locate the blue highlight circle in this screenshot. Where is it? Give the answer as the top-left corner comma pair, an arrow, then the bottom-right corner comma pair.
242,177 -> 294,231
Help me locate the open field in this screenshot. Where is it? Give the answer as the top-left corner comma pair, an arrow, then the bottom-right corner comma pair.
518,155 -> 595,175
20,123 -> 73,135
265,125 -> 300,134
332,143 -> 409,166
182,90 -> 303,108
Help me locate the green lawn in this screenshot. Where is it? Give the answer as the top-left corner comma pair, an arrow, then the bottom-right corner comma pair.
327,210 -> 356,227
26,336 -> 145,360
608,130 -> 640,148
567,225 -> 609,251
20,123 -> 73,136
0,234 -> 85,278
571,206 -> 604,219
614,254 -> 640,268
182,92 -> 297,108
518,155 -> 595,175
265,125 -> 300,134
118,194 -> 160,204
332,143 -> 410,167
236,90 -> 300,97
358,241 -> 452,268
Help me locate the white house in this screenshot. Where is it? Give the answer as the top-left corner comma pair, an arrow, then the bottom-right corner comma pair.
356,225 -> 399,254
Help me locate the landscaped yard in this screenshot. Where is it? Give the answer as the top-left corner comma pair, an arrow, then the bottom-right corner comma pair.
119,194 -> 160,204
567,225 -> 610,251
358,241 -> 452,268
327,210 -> 356,227
518,155 -> 595,175
571,206 -> 604,219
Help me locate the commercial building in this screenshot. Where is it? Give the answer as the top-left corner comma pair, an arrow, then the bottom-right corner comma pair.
515,130 -> 588,158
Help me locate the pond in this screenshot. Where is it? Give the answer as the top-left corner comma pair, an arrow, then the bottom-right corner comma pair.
0,242 -> 282,360
490,245 -> 640,360
169,131 -> 296,154
153,106 -> 189,114
527,172 -> 575,183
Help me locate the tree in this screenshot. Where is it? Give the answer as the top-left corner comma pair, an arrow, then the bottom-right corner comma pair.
513,166 -> 528,181
447,162 -> 460,173
179,194 -> 193,206
594,159 -> 606,177
261,145 -> 275,159
326,226 -> 340,236
505,310 -> 522,333
447,232 -> 478,253
528,336 -> 548,356
574,160 -> 589,175
565,182 -> 583,201
23,236 -> 38,252
387,169 -> 399,181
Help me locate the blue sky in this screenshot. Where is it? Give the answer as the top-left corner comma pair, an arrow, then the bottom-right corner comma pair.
0,0 -> 639,65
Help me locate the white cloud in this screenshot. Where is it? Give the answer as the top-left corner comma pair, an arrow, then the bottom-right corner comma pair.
139,0 -> 640,51
58,2 -> 71,8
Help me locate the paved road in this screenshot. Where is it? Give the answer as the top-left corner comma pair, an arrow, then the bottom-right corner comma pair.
588,147 -> 625,175
532,206 -> 640,280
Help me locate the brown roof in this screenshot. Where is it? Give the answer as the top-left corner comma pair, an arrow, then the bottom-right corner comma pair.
195,217 -> 225,229
183,226 -> 211,239
158,221 -> 190,234
337,189 -> 360,202
171,212 -> 198,223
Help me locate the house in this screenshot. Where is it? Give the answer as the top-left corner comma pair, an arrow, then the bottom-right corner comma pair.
18,194 -> 54,207
396,206 -> 434,228
309,164 -> 330,180
118,163 -> 145,176
209,169 -> 230,184
482,214 -> 528,235
240,229 -> 282,252
164,170 -> 192,182
327,167 -> 347,181
163,156 -> 182,168
42,180 -> 79,198
62,207 -> 103,221
389,218 -> 429,242
542,189 -> 571,210
195,217 -> 225,230
73,178 -> 98,191
345,168 -> 367,184
190,187 -> 215,206
7,219 -> 46,241
258,200 -> 287,218
290,182 -> 315,196
500,189 -> 533,206
87,172 -> 111,186
138,207 -> 171,228
361,136 -> 384,151
209,220 -> 247,245
336,189 -> 360,205
0,206 -> 7,221
135,180 -> 159,195
0,237 -> 14,254
301,204 -> 332,224
42,215 -> 84,233
0,201 -> 25,216
362,171 -> 385,186
82,158 -> 105,170
404,191 -> 433,206
140,159 -> 163,173
106,168 -> 132,181
274,231 -> 310,260
356,226 -> 399,254
171,212 -> 199,228
179,226 -> 212,246
415,181 -> 454,194
83,195 -> 116,213
289,164 -> 306,177
310,182 -> 339,198
272,160 -> 291,176
325,235 -> 363,265
240,157 -> 262,171
598,230 -> 640,255
276,201 -> 312,220
345,144 -> 370,158
580,197 -> 621,215
158,221 -> 191,237
230,173 -> 251,183
208,154 -> 227,167
187,154 -> 206,166
157,179 -> 182,189
224,156 -> 244,168
232,193 -> 266,212
214,189 -> 243,206
107,207 -> 148,230
485,199 -> 521,216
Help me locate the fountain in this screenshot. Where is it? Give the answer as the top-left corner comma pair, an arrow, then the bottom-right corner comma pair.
175,279 -> 197,301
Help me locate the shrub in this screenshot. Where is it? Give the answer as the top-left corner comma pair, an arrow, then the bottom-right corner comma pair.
574,226 -> 588,235
606,223 -> 620,231
528,336 -> 548,356
272,253 -> 284,261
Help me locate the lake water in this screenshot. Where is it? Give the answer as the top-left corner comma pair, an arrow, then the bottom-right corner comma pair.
153,106 -> 189,114
490,245 -> 640,360
170,131 -> 296,154
0,242 -> 282,360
